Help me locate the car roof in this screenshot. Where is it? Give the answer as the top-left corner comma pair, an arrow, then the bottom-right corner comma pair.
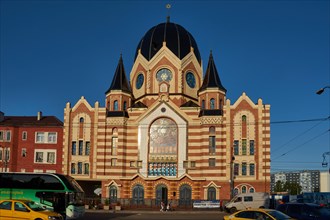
286,202 -> 321,206
0,199 -> 32,203
239,208 -> 277,212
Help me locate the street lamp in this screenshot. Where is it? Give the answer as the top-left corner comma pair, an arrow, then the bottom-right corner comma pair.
316,85 -> 330,95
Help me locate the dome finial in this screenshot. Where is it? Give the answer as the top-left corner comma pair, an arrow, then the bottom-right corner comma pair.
166,4 -> 171,23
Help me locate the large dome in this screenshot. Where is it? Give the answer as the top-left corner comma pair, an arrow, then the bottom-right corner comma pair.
135,21 -> 201,64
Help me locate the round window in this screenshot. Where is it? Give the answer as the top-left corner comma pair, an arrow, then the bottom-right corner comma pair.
186,72 -> 196,88
156,68 -> 172,82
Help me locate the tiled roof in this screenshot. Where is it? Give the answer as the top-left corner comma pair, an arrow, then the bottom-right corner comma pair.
0,116 -> 63,126
105,55 -> 132,94
199,51 -> 227,93
135,20 -> 201,64
180,100 -> 199,108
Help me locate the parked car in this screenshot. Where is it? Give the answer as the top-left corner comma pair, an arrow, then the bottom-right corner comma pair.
277,203 -> 330,220
225,192 -> 270,213
0,199 -> 63,220
223,208 -> 293,220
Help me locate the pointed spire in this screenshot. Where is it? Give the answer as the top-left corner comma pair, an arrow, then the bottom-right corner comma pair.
199,51 -> 227,93
105,54 -> 132,94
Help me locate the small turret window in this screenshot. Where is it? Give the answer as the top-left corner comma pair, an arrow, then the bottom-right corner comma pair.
114,100 -> 118,111
201,100 -> 205,109
210,98 -> 215,109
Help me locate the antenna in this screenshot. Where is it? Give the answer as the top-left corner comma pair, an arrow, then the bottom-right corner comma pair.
166,4 -> 171,22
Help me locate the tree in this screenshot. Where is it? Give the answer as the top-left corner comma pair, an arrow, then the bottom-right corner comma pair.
274,180 -> 284,193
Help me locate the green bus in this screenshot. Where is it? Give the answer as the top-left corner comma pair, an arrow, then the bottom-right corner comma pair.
0,172 -> 85,219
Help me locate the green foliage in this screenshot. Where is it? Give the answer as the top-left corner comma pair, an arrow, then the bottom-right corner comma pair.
274,180 -> 302,195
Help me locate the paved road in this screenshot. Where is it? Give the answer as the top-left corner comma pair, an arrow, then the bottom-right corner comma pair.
82,210 -> 228,220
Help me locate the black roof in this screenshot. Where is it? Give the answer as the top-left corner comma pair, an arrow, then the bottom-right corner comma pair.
180,100 -> 199,108
199,52 -> 227,93
135,20 -> 201,64
105,55 -> 132,94
0,116 -> 63,127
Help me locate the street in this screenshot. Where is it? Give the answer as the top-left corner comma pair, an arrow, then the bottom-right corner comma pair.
81,210 -> 228,220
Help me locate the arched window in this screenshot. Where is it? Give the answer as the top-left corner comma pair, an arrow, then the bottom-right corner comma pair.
242,185 -> 247,193
113,100 -> 118,111
201,100 -> 205,109
112,128 -> 118,136
123,101 -> 127,110
207,187 -> 216,200
210,98 -> 215,109
209,126 -> 215,135
234,188 -> 239,196
79,117 -> 84,123
249,187 -> 255,193
209,127 -> 216,154
109,186 -> 118,203
242,115 -> 246,122
219,99 -> 223,109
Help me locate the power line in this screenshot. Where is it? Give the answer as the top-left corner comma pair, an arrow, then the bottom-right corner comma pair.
271,117 -> 328,154
272,129 -> 330,161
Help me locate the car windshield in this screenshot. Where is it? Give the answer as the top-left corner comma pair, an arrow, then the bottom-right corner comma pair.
267,210 -> 292,220
24,201 -> 46,211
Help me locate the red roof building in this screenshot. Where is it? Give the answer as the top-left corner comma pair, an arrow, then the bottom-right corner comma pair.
0,111 -> 63,173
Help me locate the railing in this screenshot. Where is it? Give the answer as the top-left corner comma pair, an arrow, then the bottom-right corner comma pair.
83,198 -> 210,210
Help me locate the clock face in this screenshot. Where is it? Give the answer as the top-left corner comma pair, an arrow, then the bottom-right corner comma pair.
156,68 -> 172,82
136,73 -> 144,89
186,72 -> 196,88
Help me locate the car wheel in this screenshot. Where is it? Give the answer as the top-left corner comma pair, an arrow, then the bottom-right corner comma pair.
230,207 -> 237,214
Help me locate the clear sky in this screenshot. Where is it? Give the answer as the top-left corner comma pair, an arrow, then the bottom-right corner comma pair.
1,0 -> 329,173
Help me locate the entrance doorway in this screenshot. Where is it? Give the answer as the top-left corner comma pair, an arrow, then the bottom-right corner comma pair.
156,184 -> 168,206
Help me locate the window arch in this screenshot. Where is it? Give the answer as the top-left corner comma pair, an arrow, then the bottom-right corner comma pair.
79,117 -> 84,123
242,115 -> 247,122
210,98 -> 215,109
249,187 -> 255,193
113,100 -> 118,111
207,187 -> 216,200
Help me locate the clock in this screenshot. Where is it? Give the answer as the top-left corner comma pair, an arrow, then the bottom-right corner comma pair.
136,73 -> 144,89
186,72 -> 196,88
156,68 -> 172,82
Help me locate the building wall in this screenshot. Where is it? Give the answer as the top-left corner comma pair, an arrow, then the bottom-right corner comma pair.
0,116 -> 63,173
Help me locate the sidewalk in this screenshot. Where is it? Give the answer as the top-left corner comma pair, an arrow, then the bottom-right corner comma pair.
86,208 -> 224,214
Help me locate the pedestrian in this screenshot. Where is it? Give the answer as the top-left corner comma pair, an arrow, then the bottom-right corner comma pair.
160,201 -> 165,212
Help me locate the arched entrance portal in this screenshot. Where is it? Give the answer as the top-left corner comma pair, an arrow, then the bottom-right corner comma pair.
132,184 -> 144,205
156,184 -> 168,206
179,184 -> 192,207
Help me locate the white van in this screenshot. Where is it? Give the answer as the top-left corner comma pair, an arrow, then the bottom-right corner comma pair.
225,192 -> 270,213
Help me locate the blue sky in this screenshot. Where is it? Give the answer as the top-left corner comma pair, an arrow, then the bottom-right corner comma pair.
1,0 -> 329,173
